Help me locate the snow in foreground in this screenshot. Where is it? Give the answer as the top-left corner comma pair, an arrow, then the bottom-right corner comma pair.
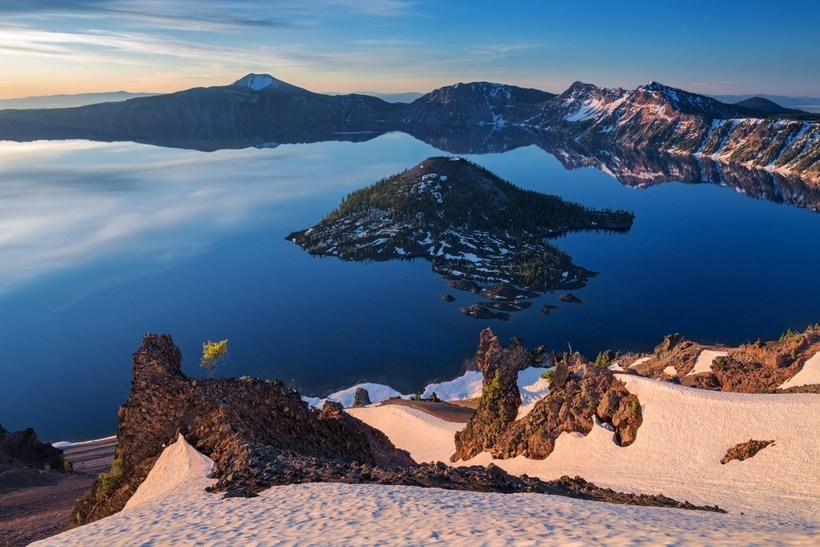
349,375 -> 820,527
34,436 -> 815,546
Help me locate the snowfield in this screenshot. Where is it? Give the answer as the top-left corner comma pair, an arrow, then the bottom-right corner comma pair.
351,375 -> 820,526
37,372 -> 819,544
34,434 -> 816,546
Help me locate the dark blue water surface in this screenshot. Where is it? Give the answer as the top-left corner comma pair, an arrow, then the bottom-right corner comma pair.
1,134 -> 818,441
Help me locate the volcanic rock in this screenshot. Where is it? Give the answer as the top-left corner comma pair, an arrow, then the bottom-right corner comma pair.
721,440 -> 775,464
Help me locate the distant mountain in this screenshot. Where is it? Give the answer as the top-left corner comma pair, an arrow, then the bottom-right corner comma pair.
343,91 -> 424,103
406,81 -> 556,126
712,94 -> 820,114
0,74 -> 816,182
528,81 -> 819,181
732,97 -> 805,115
0,91 -> 158,109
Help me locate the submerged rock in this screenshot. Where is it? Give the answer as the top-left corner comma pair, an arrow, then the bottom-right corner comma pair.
459,303 -> 510,321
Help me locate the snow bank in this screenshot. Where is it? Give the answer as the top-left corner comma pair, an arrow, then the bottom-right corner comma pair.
303,383 -> 406,409
516,367 -> 550,418
36,436 -> 815,545
422,370 -> 483,401
125,434 -> 214,510
347,405 -> 461,464
352,375 -> 820,525
689,349 -> 729,375
779,351 -> 820,389
628,356 -> 651,368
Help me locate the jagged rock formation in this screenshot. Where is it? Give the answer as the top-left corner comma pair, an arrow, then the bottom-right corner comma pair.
287,157 -> 633,317
453,330 -> 642,462
71,334 -> 720,528
0,424 -> 66,473
453,330 -> 535,460
0,74 -> 816,183
70,333 -> 414,527
626,325 -> 820,393
721,440 -> 775,464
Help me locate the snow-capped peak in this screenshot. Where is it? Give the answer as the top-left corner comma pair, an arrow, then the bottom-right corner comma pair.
232,73 -> 276,91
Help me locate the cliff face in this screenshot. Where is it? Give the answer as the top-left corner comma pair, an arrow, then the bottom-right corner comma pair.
70,333 -> 414,527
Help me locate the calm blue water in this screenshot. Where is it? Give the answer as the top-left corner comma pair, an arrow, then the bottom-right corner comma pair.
1,134 -> 818,441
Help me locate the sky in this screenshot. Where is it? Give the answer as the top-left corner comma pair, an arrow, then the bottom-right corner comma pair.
0,0 -> 818,99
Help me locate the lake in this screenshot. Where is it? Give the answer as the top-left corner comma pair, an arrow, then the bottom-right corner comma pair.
1,132 -> 818,441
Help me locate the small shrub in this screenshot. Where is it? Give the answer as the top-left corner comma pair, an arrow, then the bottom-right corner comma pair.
779,328 -> 801,343
540,369 -> 555,382
594,351 -> 611,369
200,339 -> 229,378
99,458 -> 125,497
64,460 -> 74,474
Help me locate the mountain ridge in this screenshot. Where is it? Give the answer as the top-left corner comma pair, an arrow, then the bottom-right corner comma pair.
0,73 -> 817,182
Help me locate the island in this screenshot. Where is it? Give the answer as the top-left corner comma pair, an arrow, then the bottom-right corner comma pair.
287,157 -> 634,318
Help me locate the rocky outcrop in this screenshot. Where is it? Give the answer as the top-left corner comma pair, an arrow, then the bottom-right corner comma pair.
72,333 -> 718,528
626,325 -> 820,393
453,330 -> 536,460
0,424 -> 66,473
352,387 -> 371,407
493,359 -> 641,460
721,440 -> 775,464
70,333 -> 414,527
453,330 -> 642,462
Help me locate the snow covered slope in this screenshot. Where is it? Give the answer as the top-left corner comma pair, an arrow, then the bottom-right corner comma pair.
351,374 -> 820,526
34,432 -> 815,545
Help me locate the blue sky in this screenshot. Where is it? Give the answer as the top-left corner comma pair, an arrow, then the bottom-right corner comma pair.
0,0 -> 818,98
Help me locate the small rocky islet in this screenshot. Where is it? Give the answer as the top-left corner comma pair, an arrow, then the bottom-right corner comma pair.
287,156 -> 634,318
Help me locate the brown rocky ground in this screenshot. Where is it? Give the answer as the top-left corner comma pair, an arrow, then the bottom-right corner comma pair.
622,325 -> 820,393
0,437 -> 115,547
